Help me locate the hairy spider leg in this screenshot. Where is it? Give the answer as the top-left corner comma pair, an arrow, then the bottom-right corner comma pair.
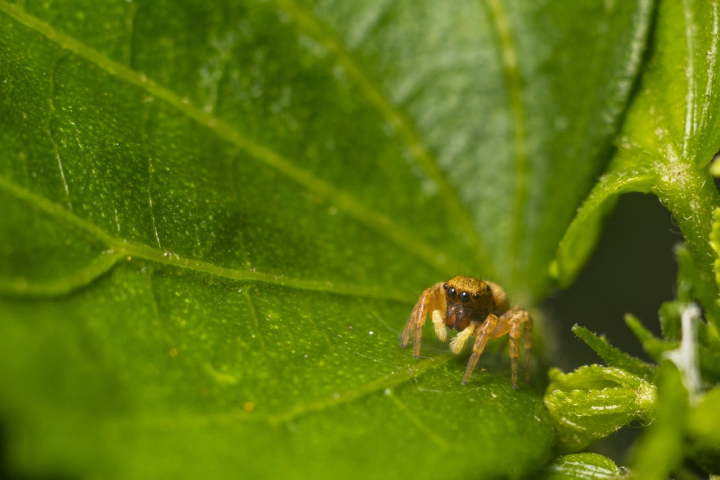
461,306 -> 533,388
509,322 -> 522,388
400,282 -> 446,357
523,315 -> 533,382
462,313 -> 499,384
490,306 -> 532,388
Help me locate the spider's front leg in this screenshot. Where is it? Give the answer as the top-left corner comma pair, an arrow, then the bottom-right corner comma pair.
473,306 -> 532,388
461,314 -> 499,384
400,282 -> 447,358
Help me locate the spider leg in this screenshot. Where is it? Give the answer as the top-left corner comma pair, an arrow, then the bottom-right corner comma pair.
495,306 -> 532,388
523,317 -> 533,381
462,314 -> 499,384
509,322 -> 521,388
400,282 -> 445,358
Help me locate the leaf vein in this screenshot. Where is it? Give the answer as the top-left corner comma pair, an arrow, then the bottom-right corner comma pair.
272,0 -> 494,276
387,392 -> 450,449
683,0 -> 697,156
484,0 -> 527,281
0,0 -> 447,273
0,176 -> 414,302
140,103 -> 162,249
0,251 -> 124,296
243,287 -> 267,349
107,354 -> 453,432
46,54 -> 73,211
700,1 -> 719,132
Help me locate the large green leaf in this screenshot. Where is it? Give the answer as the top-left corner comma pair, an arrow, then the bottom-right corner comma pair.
0,0 -> 653,478
553,0 -> 720,316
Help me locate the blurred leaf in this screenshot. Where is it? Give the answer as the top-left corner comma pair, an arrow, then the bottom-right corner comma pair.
713,209 -> 720,290
626,314 -> 670,363
536,453 -> 633,480
688,386 -> 720,474
631,362 -> 687,480
675,244 -> 720,325
659,301 -> 684,343
544,366 -> 655,453
572,325 -> 656,380
0,0 -> 656,478
552,0 -> 720,312
689,386 -> 720,447
627,314 -> 720,384
710,209 -> 720,332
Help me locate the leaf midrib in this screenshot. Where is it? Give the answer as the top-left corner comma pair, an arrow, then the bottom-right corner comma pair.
0,176 -> 414,302
483,0 -> 528,284
681,0 -> 697,158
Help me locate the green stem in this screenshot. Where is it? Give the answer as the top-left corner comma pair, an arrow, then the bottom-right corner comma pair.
653,161 -> 720,327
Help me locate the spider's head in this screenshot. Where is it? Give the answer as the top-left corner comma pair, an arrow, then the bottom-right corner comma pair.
443,276 -> 494,331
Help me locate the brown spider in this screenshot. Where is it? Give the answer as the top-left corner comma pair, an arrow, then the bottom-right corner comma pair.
400,276 -> 532,388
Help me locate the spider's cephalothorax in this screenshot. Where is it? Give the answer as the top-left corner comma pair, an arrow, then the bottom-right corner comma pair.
442,276 -> 496,331
400,276 -> 532,388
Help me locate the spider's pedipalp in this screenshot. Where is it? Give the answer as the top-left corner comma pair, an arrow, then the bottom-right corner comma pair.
449,324 -> 475,354
432,310 -> 447,341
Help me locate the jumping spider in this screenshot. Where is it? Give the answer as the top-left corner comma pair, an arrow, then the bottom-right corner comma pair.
400,276 -> 532,388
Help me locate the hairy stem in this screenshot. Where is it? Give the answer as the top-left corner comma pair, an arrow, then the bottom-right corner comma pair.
653,161 -> 720,327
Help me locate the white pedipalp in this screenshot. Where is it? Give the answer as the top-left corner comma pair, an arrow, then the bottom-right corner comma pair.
450,324 -> 476,354
432,310 -> 447,341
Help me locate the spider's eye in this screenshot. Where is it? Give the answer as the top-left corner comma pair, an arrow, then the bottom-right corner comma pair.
443,283 -> 448,290
472,292 -> 480,300
485,284 -> 492,292
459,291 -> 470,303
447,287 -> 457,299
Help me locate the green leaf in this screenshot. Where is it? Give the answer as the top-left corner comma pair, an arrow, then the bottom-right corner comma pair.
537,453 -> 632,480
631,362 -> 687,480
550,170 -> 655,287
674,243 -> 720,335
0,0 -> 655,478
688,386 -> 720,474
544,366 -> 655,453
689,386 -> 720,447
711,208 -> 720,310
572,325 -> 656,380
552,0 -> 720,311
627,313 -> 720,384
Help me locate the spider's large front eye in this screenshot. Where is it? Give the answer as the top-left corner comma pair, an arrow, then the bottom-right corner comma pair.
459,291 -> 470,303
447,287 -> 457,299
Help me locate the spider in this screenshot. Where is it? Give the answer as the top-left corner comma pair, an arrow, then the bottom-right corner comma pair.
400,276 -> 532,388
